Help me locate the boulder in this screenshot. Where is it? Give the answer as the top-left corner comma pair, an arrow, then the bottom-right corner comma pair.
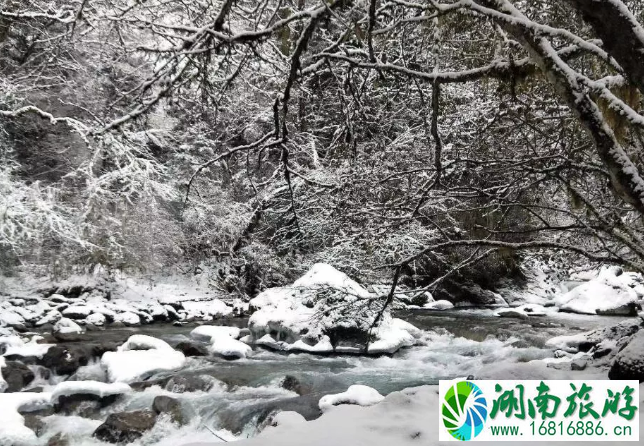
164,374 -> 223,393
152,395 -> 186,425
47,433 -> 70,446
52,318 -> 84,342
93,410 -> 157,443
2,360 -> 35,392
39,346 -> 88,375
174,341 -> 209,357
280,375 -> 304,395
54,393 -> 121,418
23,414 -> 46,437
609,331 -> 644,381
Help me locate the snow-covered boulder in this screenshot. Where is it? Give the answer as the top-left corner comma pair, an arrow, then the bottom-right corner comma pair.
248,263 -> 421,354
62,305 -> 93,320
0,392 -> 52,445
101,335 -> 186,382
555,267 -> 641,315
423,300 -> 454,310
0,357 -> 7,393
497,304 -> 548,319
181,300 -> 232,320
86,312 -> 107,326
546,320 -> 640,355
53,318 -> 84,341
51,381 -> 131,404
190,325 -> 250,359
609,331 -> 644,381
319,385 -> 384,412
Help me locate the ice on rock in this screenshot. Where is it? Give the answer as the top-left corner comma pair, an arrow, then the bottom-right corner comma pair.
101,335 -> 186,382
554,267 -> 640,315
319,385 -> 385,412
249,263 -> 422,354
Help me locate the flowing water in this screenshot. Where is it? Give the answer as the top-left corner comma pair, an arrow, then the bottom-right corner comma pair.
36,309 -> 633,445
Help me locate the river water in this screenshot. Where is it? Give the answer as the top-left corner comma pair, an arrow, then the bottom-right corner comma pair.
37,309 -> 633,445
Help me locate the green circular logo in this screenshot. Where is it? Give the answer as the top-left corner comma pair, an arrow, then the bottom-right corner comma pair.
442,381 -> 488,441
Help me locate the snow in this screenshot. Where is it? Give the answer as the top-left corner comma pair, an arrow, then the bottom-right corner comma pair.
268,411 -> 306,428
0,392 -> 53,446
190,325 -> 250,358
35,310 -> 62,326
85,312 -> 106,325
190,325 -> 242,342
101,335 -> 186,382
181,299 -> 233,320
53,317 -> 83,334
179,383 -> 644,446
318,385 -> 384,412
113,311 -> 141,325
61,305 -> 93,319
2,336 -> 53,359
423,299 -> 454,310
497,303 -> 549,318
210,335 -> 252,359
554,267 -> 640,315
50,381 -> 131,402
0,310 -> 25,327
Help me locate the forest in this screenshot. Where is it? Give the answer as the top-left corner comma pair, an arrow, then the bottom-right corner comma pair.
1,1 -> 644,446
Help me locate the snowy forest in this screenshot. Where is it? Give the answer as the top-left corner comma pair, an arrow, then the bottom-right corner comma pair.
1,0 -> 644,445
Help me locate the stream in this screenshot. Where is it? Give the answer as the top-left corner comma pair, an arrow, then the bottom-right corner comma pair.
33,309 -> 634,445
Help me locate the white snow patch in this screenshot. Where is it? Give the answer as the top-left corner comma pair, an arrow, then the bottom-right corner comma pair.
101,335 -> 185,382
319,385 -> 384,412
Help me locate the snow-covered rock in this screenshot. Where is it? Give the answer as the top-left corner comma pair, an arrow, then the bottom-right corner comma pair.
53,318 -> 84,341
423,300 -> 454,310
546,320 -> 640,354
113,311 -> 141,326
319,385 -> 384,412
181,300 -> 232,320
86,312 -> 107,326
554,267 -> 640,315
190,326 -> 241,342
62,305 -> 93,320
0,392 -> 52,445
609,330 -> 644,381
497,304 -> 548,319
190,326 -> 250,359
51,381 -> 131,403
248,263 -> 421,354
101,335 -> 186,382
268,411 -> 306,429
35,310 -> 62,326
